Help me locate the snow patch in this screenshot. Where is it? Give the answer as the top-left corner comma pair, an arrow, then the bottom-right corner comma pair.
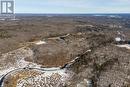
16,58 -> 41,68
0,67 -> 16,76
115,37 -> 121,42
43,68 -> 66,76
117,44 -> 130,49
35,40 -> 46,45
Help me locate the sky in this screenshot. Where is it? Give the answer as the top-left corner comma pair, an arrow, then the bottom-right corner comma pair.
15,0 -> 130,13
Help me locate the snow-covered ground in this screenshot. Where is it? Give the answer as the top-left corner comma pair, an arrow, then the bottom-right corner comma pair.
16,68 -> 72,87
0,58 -> 41,77
0,47 -> 41,77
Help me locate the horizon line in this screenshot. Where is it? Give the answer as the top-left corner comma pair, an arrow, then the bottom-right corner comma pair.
15,13 -> 130,14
